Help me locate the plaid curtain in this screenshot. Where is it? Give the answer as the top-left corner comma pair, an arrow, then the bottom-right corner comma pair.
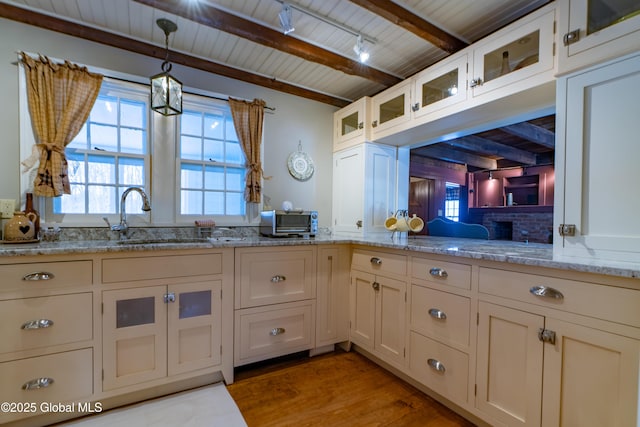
228,98 -> 266,204
20,53 -> 103,197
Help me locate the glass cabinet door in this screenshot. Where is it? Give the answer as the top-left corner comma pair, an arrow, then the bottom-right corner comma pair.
333,97 -> 370,151
371,80 -> 411,137
471,7 -> 555,98
168,281 -> 222,375
103,287 -> 168,391
413,53 -> 468,120
560,0 -> 640,74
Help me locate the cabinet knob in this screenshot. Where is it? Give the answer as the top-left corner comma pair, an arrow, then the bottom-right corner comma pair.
538,328 -> 556,344
372,281 -> 380,291
427,358 -> 446,373
271,275 -> 286,283
358,122 -> 364,129
411,103 -> 420,112
372,120 -> 378,128
470,78 -> 482,88
21,319 -> 54,330
22,272 -> 55,281
530,286 -> 564,300
429,267 -> 448,278
22,377 -> 54,390
370,257 -> 382,265
428,308 -> 447,320
270,327 -> 286,336
163,292 -> 176,303
563,29 -> 580,46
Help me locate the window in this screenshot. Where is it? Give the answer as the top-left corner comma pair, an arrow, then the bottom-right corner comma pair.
445,182 -> 460,222
51,79 -> 150,216
178,98 -> 246,217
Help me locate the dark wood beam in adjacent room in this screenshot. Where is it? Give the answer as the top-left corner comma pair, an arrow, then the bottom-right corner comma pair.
349,0 -> 468,53
448,135 -> 538,165
133,0 -> 402,88
0,3 -> 350,107
501,122 -> 555,149
413,145 -> 497,170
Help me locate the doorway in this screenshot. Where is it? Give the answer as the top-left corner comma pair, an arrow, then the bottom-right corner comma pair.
408,177 -> 435,235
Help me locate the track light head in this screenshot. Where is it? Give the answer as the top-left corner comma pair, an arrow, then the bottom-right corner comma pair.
279,3 -> 295,35
353,35 -> 369,63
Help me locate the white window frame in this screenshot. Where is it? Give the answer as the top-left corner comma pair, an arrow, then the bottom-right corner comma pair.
18,57 -> 261,227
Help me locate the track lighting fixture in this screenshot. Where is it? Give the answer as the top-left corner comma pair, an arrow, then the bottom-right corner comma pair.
279,3 -> 295,35
353,35 -> 369,63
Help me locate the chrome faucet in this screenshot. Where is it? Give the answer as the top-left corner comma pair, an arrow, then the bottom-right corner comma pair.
103,187 -> 151,239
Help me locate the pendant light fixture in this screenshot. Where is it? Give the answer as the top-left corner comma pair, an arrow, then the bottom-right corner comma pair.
151,18 -> 182,116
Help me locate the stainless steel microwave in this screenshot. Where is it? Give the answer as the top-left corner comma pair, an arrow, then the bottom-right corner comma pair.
260,210 -> 318,237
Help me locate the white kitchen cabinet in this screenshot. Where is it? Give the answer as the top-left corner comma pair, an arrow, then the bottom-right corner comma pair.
411,52 -> 468,122
332,143 -> 397,235
102,280 -> 222,390
557,0 -> 640,75
101,250 -> 232,392
350,249 -> 407,368
370,79 -> 412,140
333,97 -> 371,151
234,246 -> 317,366
554,51 -> 640,264
476,301 -> 544,427
477,267 -> 640,427
469,4 -> 556,101
0,257 -> 95,425
316,245 -> 350,348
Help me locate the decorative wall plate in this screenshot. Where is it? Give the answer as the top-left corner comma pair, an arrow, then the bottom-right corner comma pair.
287,141 -> 314,181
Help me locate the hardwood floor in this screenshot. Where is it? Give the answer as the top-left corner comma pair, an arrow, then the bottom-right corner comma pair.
227,350 -> 476,427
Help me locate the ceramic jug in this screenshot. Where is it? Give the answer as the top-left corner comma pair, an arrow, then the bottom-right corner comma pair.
4,211 -> 37,241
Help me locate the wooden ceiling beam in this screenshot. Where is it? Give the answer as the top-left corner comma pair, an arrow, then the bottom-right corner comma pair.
412,145 -> 497,170
133,0 -> 402,88
0,3 -> 349,108
501,122 -> 555,149
449,135 -> 538,165
348,0 -> 468,53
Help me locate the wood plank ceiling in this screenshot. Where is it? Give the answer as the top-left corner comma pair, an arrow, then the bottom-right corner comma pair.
0,0 -> 555,167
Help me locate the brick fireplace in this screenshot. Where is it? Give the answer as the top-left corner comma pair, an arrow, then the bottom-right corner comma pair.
467,206 -> 553,243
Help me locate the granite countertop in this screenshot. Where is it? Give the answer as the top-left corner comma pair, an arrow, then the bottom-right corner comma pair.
1,231 -> 639,280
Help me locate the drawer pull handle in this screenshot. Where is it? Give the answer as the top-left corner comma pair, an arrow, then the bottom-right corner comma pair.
22,272 -> 55,281
271,275 -> 286,283
22,377 -> 54,390
429,267 -> 448,278
428,308 -> 447,320
427,358 -> 446,373
530,286 -> 564,300
370,257 -> 382,265
21,319 -> 54,330
270,327 -> 286,336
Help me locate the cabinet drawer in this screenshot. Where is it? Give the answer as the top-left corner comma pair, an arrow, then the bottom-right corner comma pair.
411,257 -> 471,290
102,253 -> 223,283
0,260 -> 92,292
0,293 -> 93,354
411,285 -> 470,348
352,250 -> 407,277
0,348 -> 93,423
235,301 -> 314,366
479,267 -> 640,327
236,248 -> 315,308
409,332 -> 469,404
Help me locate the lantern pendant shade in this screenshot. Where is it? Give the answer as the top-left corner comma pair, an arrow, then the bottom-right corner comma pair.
151,18 -> 182,116
151,70 -> 182,116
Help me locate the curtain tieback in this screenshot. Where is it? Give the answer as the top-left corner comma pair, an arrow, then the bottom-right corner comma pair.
37,143 -> 65,160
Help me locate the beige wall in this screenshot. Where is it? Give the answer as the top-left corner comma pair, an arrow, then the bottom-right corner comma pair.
0,18 -> 337,227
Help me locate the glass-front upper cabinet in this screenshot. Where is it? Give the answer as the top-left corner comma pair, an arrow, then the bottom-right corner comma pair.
470,4 -> 555,99
558,0 -> 640,74
333,97 -> 371,152
371,79 -> 412,139
412,52 -> 468,121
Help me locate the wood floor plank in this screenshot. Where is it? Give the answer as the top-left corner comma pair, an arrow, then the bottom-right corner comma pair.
227,351 -> 476,427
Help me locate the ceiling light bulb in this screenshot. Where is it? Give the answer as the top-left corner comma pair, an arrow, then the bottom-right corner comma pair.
279,3 -> 295,35
354,35 -> 369,63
